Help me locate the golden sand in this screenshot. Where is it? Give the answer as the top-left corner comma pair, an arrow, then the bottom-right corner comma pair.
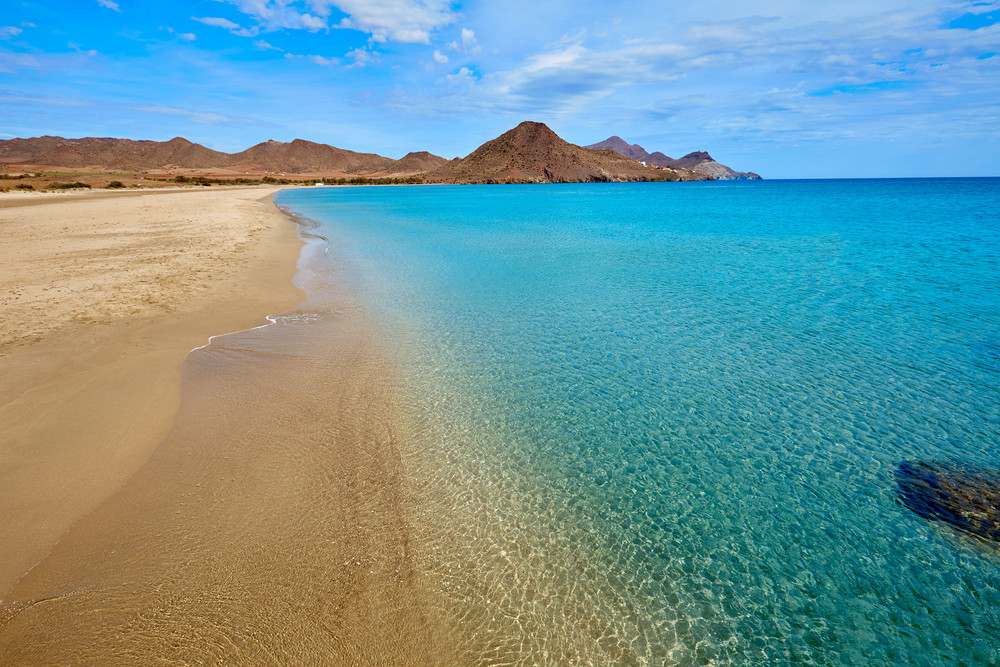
0,187 -> 450,664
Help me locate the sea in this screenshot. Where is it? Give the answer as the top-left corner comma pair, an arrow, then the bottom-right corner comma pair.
275,178 -> 1000,667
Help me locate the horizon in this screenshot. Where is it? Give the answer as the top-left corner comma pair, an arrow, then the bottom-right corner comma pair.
2,1 -> 998,179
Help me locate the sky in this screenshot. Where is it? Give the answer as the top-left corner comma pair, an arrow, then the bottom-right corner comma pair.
1,1 -> 998,178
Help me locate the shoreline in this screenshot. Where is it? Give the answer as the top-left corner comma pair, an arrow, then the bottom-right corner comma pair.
0,186 -> 305,594
0,186 -> 452,665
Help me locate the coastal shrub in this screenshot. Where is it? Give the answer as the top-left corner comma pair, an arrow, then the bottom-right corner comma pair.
173,175 -> 190,183
14,183 -> 34,190
106,180 -> 125,189
46,181 -> 91,190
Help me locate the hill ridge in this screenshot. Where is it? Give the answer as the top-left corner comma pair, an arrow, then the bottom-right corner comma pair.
584,137 -> 761,180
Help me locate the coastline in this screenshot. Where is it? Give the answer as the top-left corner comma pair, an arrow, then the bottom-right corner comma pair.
0,186 -> 304,594
0,186 -> 452,665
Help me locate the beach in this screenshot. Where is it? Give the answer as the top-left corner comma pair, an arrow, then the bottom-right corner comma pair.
0,186 -> 303,592
0,187 -> 450,664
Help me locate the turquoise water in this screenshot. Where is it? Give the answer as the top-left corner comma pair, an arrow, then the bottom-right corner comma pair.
276,179 -> 1000,666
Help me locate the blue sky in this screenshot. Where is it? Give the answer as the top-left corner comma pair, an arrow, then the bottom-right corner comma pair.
1,0 -> 998,178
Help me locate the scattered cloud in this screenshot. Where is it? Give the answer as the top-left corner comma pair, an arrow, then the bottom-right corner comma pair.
445,66 -> 477,84
193,16 -> 241,30
345,46 -> 376,68
311,54 -> 339,66
192,16 -> 259,36
448,27 -> 481,54
96,0 -> 121,12
254,39 -> 284,51
433,49 -> 448,64
213,0 -> 455,43
0,26 -> 23,40
163,26 -> 196,41
131,104 -> 264,126
218,1 -> 327,33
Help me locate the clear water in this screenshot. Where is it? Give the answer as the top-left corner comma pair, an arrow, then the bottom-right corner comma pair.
276,179 -> 1000,666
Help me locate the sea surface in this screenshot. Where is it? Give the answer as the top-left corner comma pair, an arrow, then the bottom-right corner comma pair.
276,179 -> 1000,667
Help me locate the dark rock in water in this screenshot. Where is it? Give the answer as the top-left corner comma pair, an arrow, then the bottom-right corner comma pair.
896,460 -> 1000,542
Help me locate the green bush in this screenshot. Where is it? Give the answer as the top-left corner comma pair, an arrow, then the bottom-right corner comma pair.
14,183 -> 34,190
106,181 -> 126,189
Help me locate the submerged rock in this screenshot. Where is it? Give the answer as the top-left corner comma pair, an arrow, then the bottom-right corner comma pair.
896,460 -> 1000,542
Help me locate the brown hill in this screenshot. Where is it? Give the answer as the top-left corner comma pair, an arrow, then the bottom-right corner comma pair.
0,135 -> 68,163
0,135 -> 410,175
426,122 -> 709,184
227,138 -> 395,174
390,151 -> 449,174
23,137 -> 230,170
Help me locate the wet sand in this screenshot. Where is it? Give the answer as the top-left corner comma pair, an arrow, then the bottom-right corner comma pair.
0,188 -> 450,664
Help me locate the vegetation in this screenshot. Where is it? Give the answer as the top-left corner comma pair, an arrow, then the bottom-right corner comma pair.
46,181 -> 91,190
0,172 -> 41,180
155,175 -> 425,186
106,181 -> 126,189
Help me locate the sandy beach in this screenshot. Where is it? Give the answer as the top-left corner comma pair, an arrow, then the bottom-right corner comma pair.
0,186 -> 304,593
0,187 -> 450,664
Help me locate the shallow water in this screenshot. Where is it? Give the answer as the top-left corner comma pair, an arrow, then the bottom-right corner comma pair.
277,179 -> 1000,666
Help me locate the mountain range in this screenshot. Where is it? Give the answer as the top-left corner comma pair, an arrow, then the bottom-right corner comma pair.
583,136 -> 761,180
0,123 -> 755,184
424,122 -> 708,183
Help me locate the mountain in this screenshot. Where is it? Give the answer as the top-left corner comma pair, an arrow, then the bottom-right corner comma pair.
584,137 -> 761,180
0,135 -> 423,175
226,138 -> 395,174
426,122 -> 710,184
0,129 -> 756,181
382,151 -> 449,174
4,136 -> 230,171
584,136 -> 661,162
0,135 -> 71,163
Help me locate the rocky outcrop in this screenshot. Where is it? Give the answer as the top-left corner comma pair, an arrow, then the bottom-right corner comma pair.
896,460 -> 1000,542
426,122 -> 710,184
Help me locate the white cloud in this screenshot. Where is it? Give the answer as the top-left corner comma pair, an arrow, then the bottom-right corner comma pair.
134,105 -> 243,125
254,39 -> 284,51
193,17 -> 242,30
433,49 -> 448,63
311,55 -> 339,65
445,66 -> 477,83
164,27 -> 197,41
461,28 -> 480,54
345,46 -> 376,68
0,26 -> 23,40
96,0 -> 121,11
216,0 -> 455,43
219,1 -> 327,33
